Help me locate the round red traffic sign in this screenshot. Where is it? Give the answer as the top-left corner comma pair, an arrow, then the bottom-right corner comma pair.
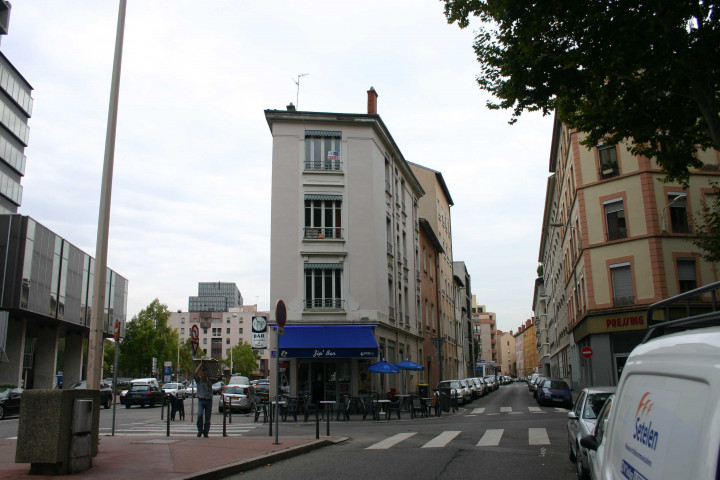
276,299 -> 287,328
581,346 -> 593,358
190,324 -> 199,340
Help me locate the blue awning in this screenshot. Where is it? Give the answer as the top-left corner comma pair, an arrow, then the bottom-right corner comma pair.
276,325 -> 379,359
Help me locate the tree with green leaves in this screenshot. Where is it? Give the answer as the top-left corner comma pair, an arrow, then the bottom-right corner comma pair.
119,299 -> 177,378
442,0 -> 720,185
692,181 -> 720,262
221,341 -> 260,377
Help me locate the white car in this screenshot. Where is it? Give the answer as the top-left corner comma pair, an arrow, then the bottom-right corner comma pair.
161,382 -> 187,399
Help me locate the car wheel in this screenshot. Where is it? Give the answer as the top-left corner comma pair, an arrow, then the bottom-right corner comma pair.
0,405 -> 4,419
568,439 -> 577,462
104,398 -> 111,409
576,454 -> 589,480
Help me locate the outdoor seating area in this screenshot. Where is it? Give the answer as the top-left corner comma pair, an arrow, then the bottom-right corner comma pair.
252,390 -> 447,424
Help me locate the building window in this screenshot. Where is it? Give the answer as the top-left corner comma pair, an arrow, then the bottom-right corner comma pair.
668,193 -> 690,233
304,195 -> 342,239
238,328 -> 243,334
677,258 -> 697,292
203,328 -> 207,334
180,328 -> 185,334
304,130 -> 341,171
610,263 -> 634,306
604,198 -> 627,241
598,144 -> 619,179
304,263 -> 343,310
226,338 -> 230,345
226,317 -> 230,324
226,328 -> 230,334
181,317 -> 185,324
203,338 -> 207,345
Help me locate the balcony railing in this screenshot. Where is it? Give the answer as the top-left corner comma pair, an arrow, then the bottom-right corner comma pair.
304,159 -> 343,172
599,163 -> 619,179
387,242 -> 393,255
304,299 -> 345,310
416,270 -> 421,282
405,314 -> 409,324
385,180 -> 391,193
304,227 -> 343,239
389,307 -> 395,320
613,296 -> 635,307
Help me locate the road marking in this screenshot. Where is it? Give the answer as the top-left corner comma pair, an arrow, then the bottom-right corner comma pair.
554,407 -> 568,412
529,428 -> 550,445
471,407 -> 485,414
422,431 -> 460,448
366,432 -> 416,449
500,407 -> 512,413
477,429 -> 503,447
528,406 -> 542,412
510,412 -> 523,414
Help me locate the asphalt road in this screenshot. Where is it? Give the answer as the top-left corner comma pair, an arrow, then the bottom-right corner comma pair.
229,383 -> 578,480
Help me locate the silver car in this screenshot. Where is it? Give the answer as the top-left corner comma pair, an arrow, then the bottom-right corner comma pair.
567,386 -> 616,480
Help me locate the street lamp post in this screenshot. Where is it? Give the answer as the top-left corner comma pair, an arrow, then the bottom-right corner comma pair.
662,193 -> 687,232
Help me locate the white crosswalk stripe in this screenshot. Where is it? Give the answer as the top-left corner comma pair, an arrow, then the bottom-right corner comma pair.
528,406 -> 542,413
471,407 -> 485,414
366,432 -> 416,449
477,429 -> 504,447
529,428 -> 551,445
500,406 -> 512,413
422,431 -> 461,448
100,422 -> 257,436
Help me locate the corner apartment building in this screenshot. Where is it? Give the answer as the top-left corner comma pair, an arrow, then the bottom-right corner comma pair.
265,90 -> 428,401
537,114 -> 720,389
471,297 -> 497,364
453,261 -> 473,377
495,330 -> 516,376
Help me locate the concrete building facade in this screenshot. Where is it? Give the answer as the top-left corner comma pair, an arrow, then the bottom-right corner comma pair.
265,90 -> 428,400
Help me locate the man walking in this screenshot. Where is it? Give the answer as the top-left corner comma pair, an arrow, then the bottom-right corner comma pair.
194,359 -> 216,437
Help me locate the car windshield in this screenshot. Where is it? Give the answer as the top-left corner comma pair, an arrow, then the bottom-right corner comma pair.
163,383 -> 179,389
131,384 -> 151,392
224,386 -> 248,395
583,393 -> 613,420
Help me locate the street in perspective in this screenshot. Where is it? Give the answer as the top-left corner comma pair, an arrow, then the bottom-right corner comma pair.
0,1 -> 719,480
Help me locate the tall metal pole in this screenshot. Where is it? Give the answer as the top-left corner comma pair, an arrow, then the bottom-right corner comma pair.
87,0 -> 127,391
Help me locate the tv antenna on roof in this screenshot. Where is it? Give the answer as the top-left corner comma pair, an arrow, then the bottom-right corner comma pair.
293,73 -> 309,109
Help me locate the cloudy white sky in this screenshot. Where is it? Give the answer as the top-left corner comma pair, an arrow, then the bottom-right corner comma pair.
1,1 -> 554,334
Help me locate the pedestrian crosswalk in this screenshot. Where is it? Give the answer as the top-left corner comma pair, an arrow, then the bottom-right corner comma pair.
469,405 -> 566,415
99,421 -> 258,437
366,427 -> 557,450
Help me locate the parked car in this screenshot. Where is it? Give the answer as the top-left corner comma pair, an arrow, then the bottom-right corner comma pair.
67,380 -> 114,409
527,373 -> 541,391
161,382 -> 187,400
219,384 -> 258,413
464,378 -> 481,399
580,294 -> 720,480
253,379 -> 270,402
0,387 -> 22,420
212,381 -> 225,395
530,376 -> 546,397
536,378 -> 572,408
484,375 -> 498,391
186,381 -> 196,397
567,386 -> 616,480
229,375 -> 250,386
473,377 -> 487,397
458,379 -> 473,404
437,380 -> 465,405
122,383 -> 164,408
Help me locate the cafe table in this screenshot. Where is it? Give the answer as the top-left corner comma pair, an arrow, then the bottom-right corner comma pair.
394,394 -> 412,412
377,399 -> 391,417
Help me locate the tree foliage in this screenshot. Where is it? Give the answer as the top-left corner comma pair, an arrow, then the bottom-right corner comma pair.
221,341 -> 260,377
443,0 -> 720,185
692,181 -> 720,262
119,299 -> 177,378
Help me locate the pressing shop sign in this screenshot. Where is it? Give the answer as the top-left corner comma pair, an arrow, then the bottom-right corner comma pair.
252,316 -> 268,349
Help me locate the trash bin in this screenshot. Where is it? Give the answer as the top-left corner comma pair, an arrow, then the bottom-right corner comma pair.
417,384 -> 429,398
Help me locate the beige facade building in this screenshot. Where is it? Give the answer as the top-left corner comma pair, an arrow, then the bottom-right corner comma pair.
522,318 -> 538,376
265,90 -> 428,400
495,330 -> 516,376
409,163 -> 459,380
514,328 -> 525,378
537,115 -> 720,389
472,297 -> 497,364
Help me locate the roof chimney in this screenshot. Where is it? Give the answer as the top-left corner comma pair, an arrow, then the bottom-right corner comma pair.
367,87 -> 378,115
286,102 -> 296,111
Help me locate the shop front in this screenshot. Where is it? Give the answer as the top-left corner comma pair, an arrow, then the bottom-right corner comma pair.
271,324 -> 379,402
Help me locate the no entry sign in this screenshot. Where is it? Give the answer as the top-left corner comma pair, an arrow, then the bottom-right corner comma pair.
581,346 -> 593,359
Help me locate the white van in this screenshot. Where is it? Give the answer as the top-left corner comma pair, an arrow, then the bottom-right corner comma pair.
581,282 -> 720,480
131,377 -> 159,389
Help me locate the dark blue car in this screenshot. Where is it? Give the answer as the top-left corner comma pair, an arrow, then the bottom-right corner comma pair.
536,378 -> 572,409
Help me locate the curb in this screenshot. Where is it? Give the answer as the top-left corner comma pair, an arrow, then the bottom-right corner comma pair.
173,437 -> 349,480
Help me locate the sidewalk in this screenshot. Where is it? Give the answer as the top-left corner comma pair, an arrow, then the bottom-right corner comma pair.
0,432 -> 346,480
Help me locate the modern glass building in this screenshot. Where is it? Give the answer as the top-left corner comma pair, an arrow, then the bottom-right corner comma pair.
189,282 -> 243,312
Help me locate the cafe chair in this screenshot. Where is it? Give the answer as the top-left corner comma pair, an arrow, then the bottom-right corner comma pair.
410,395 -> 427,418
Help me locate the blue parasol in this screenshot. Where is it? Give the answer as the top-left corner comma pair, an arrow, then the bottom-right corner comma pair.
395,359 -> 425,394
368,360 -> 400,374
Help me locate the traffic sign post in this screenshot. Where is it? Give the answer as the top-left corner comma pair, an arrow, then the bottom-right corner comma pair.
274,300 -> 286,446
190,324 -> 200,357
581,346 -> 593,359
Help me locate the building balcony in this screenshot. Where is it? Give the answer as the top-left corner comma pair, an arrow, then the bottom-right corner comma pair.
387,242 -> 393,255
304,299 -> 345,311
304,159 -> 343,172
416,270 -> 421,282
304,227 -> 343,239
385,180 -> 391,194
389,307 -> 395,320
607,227 -> 628,241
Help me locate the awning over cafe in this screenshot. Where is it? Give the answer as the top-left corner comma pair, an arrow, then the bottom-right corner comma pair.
275,325 -> 379,359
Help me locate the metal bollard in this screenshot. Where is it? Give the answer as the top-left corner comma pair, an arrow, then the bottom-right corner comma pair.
315,405 -> 320,439
222,396 -> 227,437
166,398 -> 171,436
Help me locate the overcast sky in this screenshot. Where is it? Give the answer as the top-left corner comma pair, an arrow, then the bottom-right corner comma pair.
1,1 -> 554,334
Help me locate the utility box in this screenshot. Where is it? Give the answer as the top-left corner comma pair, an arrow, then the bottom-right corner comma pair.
16,389 -> 100,475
